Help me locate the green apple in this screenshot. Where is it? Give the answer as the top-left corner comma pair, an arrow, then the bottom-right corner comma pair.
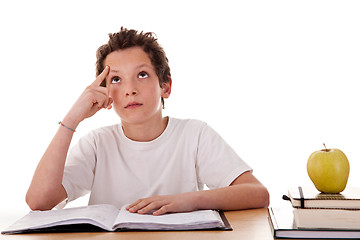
307,144 -> 350,193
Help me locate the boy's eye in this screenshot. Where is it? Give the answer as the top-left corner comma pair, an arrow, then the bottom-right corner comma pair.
111,76 -> 121,84
138,71 -> 149,79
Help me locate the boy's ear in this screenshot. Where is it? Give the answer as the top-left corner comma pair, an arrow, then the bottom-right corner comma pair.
161,76 -> 172,99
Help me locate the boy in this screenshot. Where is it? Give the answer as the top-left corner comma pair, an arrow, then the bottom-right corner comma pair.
26,27 -> 269,215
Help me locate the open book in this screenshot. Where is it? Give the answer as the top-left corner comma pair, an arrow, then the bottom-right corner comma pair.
2,204 -> 231,234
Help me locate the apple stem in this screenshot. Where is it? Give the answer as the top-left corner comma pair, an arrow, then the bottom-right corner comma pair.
323,143 -> 329,152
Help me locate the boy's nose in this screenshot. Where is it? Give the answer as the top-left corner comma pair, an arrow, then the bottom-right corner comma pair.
126,90 -> 138,96
123,79 -> 138,96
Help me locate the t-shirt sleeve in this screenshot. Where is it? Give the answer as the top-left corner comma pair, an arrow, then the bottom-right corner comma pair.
62,133 -> 97,203
196,123 -> 252,189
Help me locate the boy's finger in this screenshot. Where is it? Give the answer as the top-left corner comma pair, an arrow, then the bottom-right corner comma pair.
153,205 -> 169,216
126,199 -> 141,211
106,69 -> 112,92
92,66 -> 110,87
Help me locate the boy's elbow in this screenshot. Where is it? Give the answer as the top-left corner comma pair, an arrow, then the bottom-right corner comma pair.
26,184 -> 67,211
25,190 -> 57,211
25,192 -> 39,211
257,186 -> 270,208
26,191 -> 45,211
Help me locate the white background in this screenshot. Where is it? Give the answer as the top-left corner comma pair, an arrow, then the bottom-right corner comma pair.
1,0 -> 359,226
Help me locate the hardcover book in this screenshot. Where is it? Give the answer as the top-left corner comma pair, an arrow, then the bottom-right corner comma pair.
293,207 -> 360,230
287,186 -> 360,209
268,206 -> 360,239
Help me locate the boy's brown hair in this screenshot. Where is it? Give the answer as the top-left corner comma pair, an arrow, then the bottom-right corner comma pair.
96,27 -> 171,108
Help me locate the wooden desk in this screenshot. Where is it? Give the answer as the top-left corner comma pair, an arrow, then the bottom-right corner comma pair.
2,208 -> 274,240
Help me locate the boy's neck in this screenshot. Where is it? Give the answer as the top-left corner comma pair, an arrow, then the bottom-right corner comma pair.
121,116 -> 169,142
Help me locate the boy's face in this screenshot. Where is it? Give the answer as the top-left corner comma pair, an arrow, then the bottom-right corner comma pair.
104,47 -> 171,125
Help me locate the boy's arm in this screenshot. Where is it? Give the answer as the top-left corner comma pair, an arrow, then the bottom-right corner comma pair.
25,67 -> 111,211
25,125 -> 74,210
127,171 -> 269,215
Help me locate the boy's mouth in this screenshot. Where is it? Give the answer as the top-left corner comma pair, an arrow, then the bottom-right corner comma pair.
125,102 -> 143,109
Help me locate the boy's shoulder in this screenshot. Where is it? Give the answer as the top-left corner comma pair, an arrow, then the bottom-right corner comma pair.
84,124 -> 121,140
170,117 -> 208,129
169,117 -> 211,137
94,123 -> 120,132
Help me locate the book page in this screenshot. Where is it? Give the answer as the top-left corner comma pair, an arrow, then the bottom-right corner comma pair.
113,205 -> 224,230
4,204 -> 119,233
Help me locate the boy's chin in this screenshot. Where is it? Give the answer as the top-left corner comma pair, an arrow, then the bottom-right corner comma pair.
119,114 -> 148,125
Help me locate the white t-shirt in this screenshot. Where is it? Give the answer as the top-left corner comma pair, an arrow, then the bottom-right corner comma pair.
62,117 -> 252,209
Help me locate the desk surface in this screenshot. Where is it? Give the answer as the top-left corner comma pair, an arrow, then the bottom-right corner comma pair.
1,208 -> 330,240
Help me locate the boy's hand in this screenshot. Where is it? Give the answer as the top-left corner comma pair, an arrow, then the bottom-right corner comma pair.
126,192 -> 199,216
64,66 -> 113,127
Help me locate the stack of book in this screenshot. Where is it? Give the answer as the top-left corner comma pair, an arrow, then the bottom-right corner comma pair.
268,186 -> 360,239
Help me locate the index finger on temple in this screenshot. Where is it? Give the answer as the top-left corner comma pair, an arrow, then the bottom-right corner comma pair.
93,65 -> 110,87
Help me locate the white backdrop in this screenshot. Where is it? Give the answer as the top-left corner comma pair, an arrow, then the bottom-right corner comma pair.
1,0 -> 359,222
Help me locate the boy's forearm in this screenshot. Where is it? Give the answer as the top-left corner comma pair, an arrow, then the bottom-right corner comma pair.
127,180 -> 269,215
26,124 -> 74,210
194,183 -> 270,211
